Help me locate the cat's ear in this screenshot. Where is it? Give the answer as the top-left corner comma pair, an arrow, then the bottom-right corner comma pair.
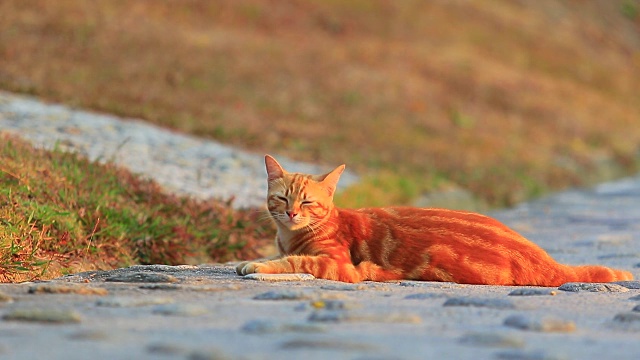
265,154 -> 286,181
319,164 -> 345,196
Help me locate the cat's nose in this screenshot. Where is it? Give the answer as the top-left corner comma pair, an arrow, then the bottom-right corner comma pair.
286,211 -> 297,220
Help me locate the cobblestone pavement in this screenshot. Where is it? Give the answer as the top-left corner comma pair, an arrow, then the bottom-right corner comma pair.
1,92 -> 640,359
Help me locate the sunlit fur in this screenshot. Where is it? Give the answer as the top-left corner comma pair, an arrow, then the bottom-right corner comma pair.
236,155 -> 634,285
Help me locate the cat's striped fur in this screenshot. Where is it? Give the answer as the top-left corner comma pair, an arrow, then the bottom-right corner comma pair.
236,155 -> 633,285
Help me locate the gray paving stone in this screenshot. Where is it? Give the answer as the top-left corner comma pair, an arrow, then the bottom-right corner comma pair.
2,308 -> 82,323
28,283 -> 108,295
459,332 -> 525,348
104,272 -> 178,283
613,312 -> 640,323
152,304 -> 209,316
495,349 -> 568,360
241,319 -> 325,334
253,290 -> 312,300
613,280 -> 640,289
96,296 -> 174,307
504,314 -> 576,333
404,292 -> 449,299
320,284 -> 368,291
557,282 -> 629,293
187,348 -> 235,360
307,310 -> 422,324
0,292 -> 14,303
443,297 -> 516,309
280,338 -> 376,351
508,288 -> 557,296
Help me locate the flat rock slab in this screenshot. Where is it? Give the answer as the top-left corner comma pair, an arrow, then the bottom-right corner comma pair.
557,282 -> 630,292
104,272 -> 179,283
443,296 -> 517,309
504,314 -> 576,333
2,308 -> 82,323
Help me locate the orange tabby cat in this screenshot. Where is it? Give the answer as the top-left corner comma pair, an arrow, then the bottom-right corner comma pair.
236,155 -> 633,286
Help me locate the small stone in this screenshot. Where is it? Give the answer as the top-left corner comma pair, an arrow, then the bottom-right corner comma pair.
633,305 -> 640,312
398,281 -> 458,288
139,284 -> 181,290
280,339 -> 375,351
128,264 -> 197,272
96,296 -> 174,307
404,293 -> 449,300
253,290 -> 311,300
243,273 -> 315,282
504,314 -> 576,333
147,343 -> 188,356
557,282 -> 629,293
495,349 -> 567,360
241,319 -> 325,334
3,308 -> 81,323
320,284 -> 367,291
308,310 -> 421,324
508,288 -> 556,296
459,332 -> 525,348
613,281 -> 640,289
187,348 -> 233,360
629,294 -> 640,301
105,272 -> 178,283
443,297 -> 516,309
613,312 -> 640,323
28,284 -> 108,295
68,330 -> 110,341
0,292 -> 14,303
152,304 -> 208,316
308,299 -> 360,310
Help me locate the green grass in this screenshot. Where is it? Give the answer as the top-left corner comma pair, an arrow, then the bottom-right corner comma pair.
0,134 -> 274,282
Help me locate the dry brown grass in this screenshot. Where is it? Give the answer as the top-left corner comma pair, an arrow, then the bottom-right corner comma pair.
1,0 -> 640,206
0,133 -> 274,281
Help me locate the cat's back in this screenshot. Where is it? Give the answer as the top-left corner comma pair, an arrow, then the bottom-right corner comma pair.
349,206 -> 502,226
339,206 -> 524,242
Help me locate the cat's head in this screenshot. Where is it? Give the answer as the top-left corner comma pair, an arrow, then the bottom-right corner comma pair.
264,155 -> 344,231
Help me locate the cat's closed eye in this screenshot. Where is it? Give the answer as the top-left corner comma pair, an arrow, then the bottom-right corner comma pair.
276,196 -> 288,204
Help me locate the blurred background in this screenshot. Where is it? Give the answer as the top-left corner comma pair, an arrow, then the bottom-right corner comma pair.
2,0 -> 640,209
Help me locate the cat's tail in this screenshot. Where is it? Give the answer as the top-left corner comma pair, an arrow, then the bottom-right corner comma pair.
565,264 -> 633,283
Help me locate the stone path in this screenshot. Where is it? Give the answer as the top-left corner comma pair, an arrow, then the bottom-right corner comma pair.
0,174 -> 639,359
1,92 -> 640,359
0,91 -> 357,208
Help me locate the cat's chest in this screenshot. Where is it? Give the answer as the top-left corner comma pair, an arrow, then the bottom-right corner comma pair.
276,231 -> 297,254
276,230 -> 319,255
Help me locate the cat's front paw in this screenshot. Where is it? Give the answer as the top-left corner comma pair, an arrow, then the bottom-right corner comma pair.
238,261 -> 265,276
235,261 -> 250,275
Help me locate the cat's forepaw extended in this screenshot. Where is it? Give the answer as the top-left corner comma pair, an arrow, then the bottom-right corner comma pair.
238,261 -> 265,276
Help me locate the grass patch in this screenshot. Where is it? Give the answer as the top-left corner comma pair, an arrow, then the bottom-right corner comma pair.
0,133 -> 274,282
